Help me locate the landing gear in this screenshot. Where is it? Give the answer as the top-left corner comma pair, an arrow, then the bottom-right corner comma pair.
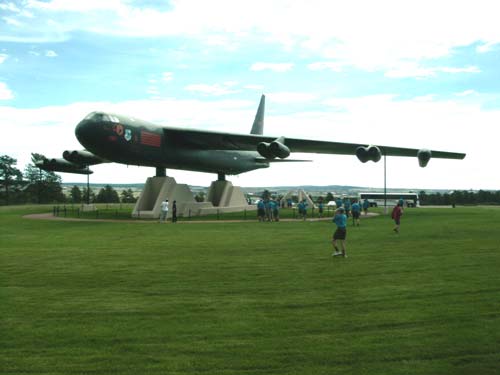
156,167 -> 166,177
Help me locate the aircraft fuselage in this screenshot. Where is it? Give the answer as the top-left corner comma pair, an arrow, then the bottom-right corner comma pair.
75,112 -> 268,175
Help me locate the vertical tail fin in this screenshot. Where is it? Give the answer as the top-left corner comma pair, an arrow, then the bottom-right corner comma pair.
250,94 -> 265,135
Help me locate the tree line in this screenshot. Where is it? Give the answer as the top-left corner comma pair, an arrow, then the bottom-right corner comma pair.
419,190 -> 500,206
3,153 -> 500,207
1,153 -> 137,205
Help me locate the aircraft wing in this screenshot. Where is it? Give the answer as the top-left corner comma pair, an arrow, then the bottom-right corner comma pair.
163,127 -> 465,166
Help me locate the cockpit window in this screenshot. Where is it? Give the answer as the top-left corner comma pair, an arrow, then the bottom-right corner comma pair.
84,112 -> 97,120
84,112 -> 119,122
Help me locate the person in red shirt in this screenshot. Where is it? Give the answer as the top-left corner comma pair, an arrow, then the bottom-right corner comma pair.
391,203 -> 403,233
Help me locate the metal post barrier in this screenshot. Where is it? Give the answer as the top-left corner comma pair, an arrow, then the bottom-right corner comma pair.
64,207 -> 67,217
189,209 -> 191,220
217,209 -> 220,220
244,209 -> 247,220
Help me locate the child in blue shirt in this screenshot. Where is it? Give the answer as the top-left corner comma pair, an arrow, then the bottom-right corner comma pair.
351,200 -> 361,226
332,207 -> 347,257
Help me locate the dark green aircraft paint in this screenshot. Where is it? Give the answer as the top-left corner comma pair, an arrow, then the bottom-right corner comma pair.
37,95 -> 466,177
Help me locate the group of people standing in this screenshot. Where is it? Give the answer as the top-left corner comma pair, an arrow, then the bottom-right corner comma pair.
158,195 -> 404,257
257,198 -> 280,222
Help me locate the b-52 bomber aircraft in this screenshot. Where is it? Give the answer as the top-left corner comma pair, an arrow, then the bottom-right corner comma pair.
37,95 -> 465,179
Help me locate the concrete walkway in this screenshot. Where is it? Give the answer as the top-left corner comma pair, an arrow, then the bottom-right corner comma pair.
24,212 -> 380,224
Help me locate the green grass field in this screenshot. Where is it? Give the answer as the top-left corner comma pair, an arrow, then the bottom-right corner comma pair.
1,205 -> 500,374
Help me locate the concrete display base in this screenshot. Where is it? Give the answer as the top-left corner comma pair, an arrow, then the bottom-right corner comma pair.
132,176 -> 254,219
280,189 -> 316,208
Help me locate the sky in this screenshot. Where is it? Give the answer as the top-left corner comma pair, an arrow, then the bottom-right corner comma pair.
1,0 -> 500,191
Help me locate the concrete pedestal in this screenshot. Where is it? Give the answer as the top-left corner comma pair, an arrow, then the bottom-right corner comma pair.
132,177 -> 254,219
280,189 -> 316,208
132,176 -> 196,219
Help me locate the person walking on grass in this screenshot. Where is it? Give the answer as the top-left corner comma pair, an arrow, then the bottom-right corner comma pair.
363,198 -> 370,215
392,202 -> 404,233
351,199 -> 361,226
332,207 -> 347,258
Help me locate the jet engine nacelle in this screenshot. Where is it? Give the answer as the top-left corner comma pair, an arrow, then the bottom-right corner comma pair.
37,158 -> 92,175
257,142 -> 275,159
63,150 -> 104,165
417,149 -> 432,167
269,140 -> 290,159
257,138 -> 290,159
356,145 -> 382,163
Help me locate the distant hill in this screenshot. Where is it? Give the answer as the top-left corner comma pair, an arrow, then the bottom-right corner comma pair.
63,182 -> 450,196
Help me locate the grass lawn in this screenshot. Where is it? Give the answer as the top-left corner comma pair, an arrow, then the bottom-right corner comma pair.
1,205 -> 500,374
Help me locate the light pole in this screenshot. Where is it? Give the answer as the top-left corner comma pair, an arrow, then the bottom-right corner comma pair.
384,153 -> 387,214
86,166 -> 90,205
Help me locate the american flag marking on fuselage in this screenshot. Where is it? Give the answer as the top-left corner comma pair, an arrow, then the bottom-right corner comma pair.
140,131 -> 161,147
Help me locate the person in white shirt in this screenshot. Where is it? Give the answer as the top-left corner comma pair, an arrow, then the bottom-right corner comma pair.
160,199 -> 169,223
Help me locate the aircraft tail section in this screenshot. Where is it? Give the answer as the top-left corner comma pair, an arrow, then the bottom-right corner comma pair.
250,94 -> 265,135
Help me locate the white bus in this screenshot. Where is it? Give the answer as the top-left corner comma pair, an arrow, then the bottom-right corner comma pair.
359,192 -> 420,208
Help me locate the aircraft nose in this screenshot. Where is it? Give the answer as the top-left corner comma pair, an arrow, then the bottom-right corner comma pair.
75,113 -> 102,148
75,119 -> 92,146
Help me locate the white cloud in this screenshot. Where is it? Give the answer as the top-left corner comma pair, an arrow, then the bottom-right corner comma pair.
45,50 -> 57,57
250,62 -> 294,72
477,41 -> 498,53
146,87 -> 160,95
0,2 -> 20,12
3,16 -> 23,26
244,84 -> 265,90
26,0 -> 123,12
384,63 -> 436,79
440,66 -> 481,74
308,62 -> 345,72
385,63 -> 481,79
161,72 -> 173,81
184,83 -> 240,96
3,0 -> 500,74
0,54 -> 8,64
0,82 -> 14,100
268,92 -> 318,104
455,90 -> 478,97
